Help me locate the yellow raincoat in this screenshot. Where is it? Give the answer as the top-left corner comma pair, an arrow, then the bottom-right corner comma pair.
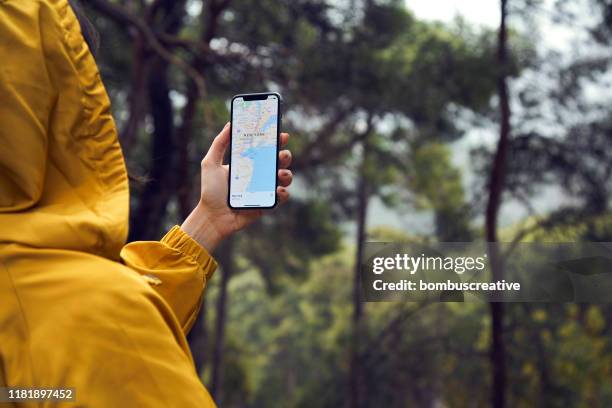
0,0 -> 217,406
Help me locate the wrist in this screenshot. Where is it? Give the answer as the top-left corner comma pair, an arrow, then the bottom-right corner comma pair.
180,204 -> 224,254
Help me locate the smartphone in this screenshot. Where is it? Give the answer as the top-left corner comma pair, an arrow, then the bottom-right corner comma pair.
228,92 -> 282,209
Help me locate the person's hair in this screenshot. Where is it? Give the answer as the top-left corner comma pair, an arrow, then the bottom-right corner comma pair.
68,0 -> 100,57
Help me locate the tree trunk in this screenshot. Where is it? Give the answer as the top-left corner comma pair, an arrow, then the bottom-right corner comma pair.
486,1 -> 511,408
119,30 -> 149,154
210,237 -> 235,401
186,292 -> 209,375
349,142 -> 370,408
129,1 -> 186,241
176,0 -> 230,219
129,56 -> 175,241
176,85 -> 199,220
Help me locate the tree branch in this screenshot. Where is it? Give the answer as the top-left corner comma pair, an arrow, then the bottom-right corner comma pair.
292,106 -> 358,171
88,0 -> 207,98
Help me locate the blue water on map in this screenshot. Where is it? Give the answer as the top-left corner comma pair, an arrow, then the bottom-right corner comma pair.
241,145 -> 276,192
261,114 -> 278,132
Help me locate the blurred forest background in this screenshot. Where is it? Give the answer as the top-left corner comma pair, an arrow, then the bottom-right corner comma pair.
84,0 -> 612,406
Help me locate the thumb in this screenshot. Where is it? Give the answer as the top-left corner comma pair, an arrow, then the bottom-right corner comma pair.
206,122 -> 231,165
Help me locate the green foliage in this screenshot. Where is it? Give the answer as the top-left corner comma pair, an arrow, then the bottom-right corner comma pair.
241,198 -> 342,293
409,143 -> 474,241
217,252 -> 353,407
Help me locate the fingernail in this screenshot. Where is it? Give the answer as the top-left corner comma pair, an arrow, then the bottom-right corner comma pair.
224,122 -> 230,128
282,170 -> 290,176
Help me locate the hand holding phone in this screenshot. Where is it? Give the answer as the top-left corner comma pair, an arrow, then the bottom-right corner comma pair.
180,102 -> 292,253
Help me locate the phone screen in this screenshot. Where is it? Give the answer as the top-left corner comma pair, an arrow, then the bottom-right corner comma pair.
228,93 -> 280,209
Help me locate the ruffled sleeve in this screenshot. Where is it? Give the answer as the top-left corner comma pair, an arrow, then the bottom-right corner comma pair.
120,226 -> 217,334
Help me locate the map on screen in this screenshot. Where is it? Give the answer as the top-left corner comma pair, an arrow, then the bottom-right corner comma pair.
229,95 -> 279,208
